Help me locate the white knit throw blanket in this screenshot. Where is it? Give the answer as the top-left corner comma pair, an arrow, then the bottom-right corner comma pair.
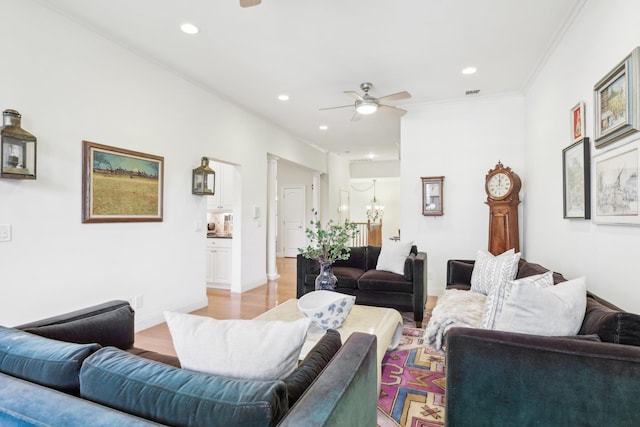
425,289 -> 486,353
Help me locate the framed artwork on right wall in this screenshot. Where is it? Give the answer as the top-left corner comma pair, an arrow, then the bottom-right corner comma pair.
563,138 -> 591,219
593,47 -> 640,148
592,138 -> 640,225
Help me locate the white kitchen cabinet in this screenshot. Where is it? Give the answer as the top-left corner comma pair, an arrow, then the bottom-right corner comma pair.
207,238 -> 232,287
206,162 -> 234,211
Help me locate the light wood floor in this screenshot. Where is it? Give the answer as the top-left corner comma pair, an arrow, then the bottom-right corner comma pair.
134,257 -> 436,357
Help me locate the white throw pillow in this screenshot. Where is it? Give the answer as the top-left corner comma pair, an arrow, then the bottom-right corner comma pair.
376,240 -> 413,275
481,271 -> 554,330
470,249 -> 521,295
164,311 -> 311,380
494,276 -> 587,336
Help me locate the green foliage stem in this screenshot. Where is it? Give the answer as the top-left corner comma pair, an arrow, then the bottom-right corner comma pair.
298,208 -> 359,264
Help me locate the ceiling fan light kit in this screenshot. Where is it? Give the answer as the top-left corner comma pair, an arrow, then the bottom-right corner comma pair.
355,100 -> 378,115
321,82 -> 411,120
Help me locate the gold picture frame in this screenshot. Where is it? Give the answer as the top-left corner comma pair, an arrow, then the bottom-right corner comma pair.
594,47 -> 640,148
82,140 -> 164,223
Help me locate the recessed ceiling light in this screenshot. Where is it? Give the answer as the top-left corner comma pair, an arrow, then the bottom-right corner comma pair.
319,125 -> 328,130
462,67 -> 477,75
368,153 -> 377,159
180,23 -> 199,34
277,94 -> 290,101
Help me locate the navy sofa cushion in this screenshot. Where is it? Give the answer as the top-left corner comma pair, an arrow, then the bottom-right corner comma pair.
0,326 -> 99,394
23,305 -> 135,350
282,329 -> 342,406
80,347 -> 289,427
0,373 -> 161,426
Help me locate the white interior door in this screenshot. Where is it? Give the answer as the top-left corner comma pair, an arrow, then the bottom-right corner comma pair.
282,186 -> 306,257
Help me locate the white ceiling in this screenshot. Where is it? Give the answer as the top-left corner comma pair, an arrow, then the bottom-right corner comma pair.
38,0 -> 583,161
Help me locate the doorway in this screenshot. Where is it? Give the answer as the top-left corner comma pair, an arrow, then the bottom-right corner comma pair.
282,185 -> 306,257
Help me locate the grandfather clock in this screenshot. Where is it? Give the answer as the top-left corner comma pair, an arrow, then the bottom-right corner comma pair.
485,162 -> 521,256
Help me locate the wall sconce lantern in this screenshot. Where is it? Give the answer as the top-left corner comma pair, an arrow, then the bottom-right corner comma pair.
1,109 -> 37,179
192,157 -> 215,195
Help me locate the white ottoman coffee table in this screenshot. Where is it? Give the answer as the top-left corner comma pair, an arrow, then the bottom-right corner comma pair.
254,298 -> 403,389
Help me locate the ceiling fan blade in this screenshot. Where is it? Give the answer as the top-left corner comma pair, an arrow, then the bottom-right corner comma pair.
379,104 -> 407,116
319,104 -> 354,111
377,91 -> 412,103
240,0 -> 261,7
351,112 -> 362,122
344,91 -> 364,101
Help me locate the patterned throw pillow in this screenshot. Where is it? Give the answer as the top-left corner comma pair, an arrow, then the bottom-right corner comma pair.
470,249 -> 521,295
481,271 -> 554,329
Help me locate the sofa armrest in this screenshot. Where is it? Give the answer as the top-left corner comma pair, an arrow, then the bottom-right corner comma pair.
15,300 -> 135,350
403,252 -> 428,326
446,259 -> 474,290
446,327 -> 640,426
278,332 -> 377,427
297,254 -> 318,298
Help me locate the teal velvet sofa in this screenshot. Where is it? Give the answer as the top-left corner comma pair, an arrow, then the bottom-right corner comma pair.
0,301 -> 378,427
444,259 -> 640,427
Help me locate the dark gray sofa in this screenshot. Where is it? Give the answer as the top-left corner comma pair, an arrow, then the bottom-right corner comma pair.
297,245 -> 428,326
0,301 -> 378,427
443,259 -> 640,427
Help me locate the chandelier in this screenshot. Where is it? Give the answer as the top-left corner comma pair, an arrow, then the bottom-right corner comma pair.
366,179 -> 384,223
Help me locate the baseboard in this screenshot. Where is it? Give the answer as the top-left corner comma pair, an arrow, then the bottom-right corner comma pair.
134,296 -> 208,332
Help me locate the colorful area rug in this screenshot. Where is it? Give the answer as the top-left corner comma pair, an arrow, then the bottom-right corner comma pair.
377,310 -> 445,427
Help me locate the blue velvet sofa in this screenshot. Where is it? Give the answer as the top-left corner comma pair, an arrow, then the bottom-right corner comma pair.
0,301 -> 378,426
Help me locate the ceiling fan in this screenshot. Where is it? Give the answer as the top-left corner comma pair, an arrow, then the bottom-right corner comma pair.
240,0 -> 261,7
320,82 -> 412,121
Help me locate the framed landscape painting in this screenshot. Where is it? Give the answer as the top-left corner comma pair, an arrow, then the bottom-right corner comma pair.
563,138 -> 591,219
593,47 -> 640,148
82,141 -> 164,223
592,138 -> 640,225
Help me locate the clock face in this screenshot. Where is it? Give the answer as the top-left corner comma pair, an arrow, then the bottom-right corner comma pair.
487,172 -> 511,198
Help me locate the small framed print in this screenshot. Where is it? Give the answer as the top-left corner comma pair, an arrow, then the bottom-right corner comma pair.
563,138 -> 591,219
570,102 -> 586,144
594,47 -> 640,148
421,176 -> 444,216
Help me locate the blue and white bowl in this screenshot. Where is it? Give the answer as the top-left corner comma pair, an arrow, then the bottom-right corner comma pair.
297,290 -> 356,330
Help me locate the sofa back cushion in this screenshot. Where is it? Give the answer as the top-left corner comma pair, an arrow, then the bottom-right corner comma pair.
334,246 -> 367,269
0,326 -> 99,394
80,347 -> 289,427
22,305 -> 135,350
516,260 -> 567,285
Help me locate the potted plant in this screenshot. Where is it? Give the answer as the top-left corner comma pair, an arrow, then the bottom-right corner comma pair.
298,209 -> 359,291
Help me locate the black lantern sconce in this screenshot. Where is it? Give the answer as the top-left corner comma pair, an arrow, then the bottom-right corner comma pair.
1,109 -> 37,179
192,157 -> 215,195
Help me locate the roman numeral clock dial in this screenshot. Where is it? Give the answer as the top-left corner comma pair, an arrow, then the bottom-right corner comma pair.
485,162 -> 521,256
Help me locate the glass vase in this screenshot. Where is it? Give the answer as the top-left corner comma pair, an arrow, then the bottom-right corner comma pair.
315,261 -> 337,291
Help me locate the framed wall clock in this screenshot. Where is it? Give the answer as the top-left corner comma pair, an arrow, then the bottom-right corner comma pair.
421,176 -> 444,216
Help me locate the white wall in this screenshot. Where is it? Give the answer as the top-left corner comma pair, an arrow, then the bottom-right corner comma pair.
0,1 -> 325,327
349,178 -> 401,242
524,0 -> 640,313
401,95 -> 525,296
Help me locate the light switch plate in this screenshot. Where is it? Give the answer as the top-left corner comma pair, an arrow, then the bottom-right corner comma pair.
0,224 -> 11,242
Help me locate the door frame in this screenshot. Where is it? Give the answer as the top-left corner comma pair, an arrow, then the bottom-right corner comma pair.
280,185 -> 306,257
